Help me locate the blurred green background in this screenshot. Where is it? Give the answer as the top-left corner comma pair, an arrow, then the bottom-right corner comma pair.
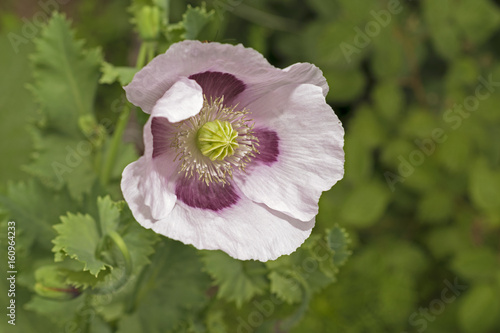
1,0 -> 500,332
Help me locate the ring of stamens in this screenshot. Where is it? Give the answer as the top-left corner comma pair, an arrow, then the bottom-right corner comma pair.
170,96 -> 259,186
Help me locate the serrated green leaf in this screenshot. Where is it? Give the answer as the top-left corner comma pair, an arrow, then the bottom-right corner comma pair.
117,239 -> 210,333
326,226 -> 352,267
201,250 -> 268,308
166,4 -> 215,42
0,179 -> 79,249
22,130 -> 97,200
52,197 -> 157,291
97,196 -> 121,234
268,271 -> 302,304
267,233 -> 347,300
63,266 -> 109,289
0,31 -> 36,184
306,238 -> 427,332
100,62 -> 138,86
183,4 -> 215,40
30,13 -> 101,137
91,216 -> 157,294
53,212 -> 108,276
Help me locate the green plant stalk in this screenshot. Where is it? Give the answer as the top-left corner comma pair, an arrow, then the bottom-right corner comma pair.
107,230 -> 132,276
136,42 -> 149,69
99,102 -> 131,186
100,41 -> 154,186
91,230 -> 133,295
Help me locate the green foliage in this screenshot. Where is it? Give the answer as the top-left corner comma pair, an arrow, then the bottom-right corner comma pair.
167,4 -> 215,42
29,13 -> 102,137
0,179 -> 79,249
2,0 -> 500,332
201,251 -> 268,308
458,283 -> 500,333
54,215 -> 102,273
266,0 -> 500,331
100,62 -> 138,86
23,12 -> 103,200
34,265 -> 80,300
340,180 -> 390,227
0,31 -> 35,185
116,239 -> 210,333
267,227 -> 352,303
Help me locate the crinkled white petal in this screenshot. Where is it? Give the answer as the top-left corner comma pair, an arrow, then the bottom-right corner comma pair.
124,40 -> 327,112
151,77 -> 203,122
121,118 -> 177,221
235,83 -> 344,222
149,196 -> 315,261
282,62 -> 328,97
122,164 -> 313,261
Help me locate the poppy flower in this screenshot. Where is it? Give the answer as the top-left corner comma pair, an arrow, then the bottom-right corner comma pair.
121,41 -> 344,261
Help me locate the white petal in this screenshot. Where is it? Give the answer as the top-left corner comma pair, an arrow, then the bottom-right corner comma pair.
121,118 -> 178,222
282,62 -> 328,96
151,77 -> 203,122
124,40 -> 328,112
235,61 -> 329,107
150,195 -> 314,261
235,83 -> 344,222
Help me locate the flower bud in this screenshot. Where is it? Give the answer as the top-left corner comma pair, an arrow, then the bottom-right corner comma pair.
34,266 -> 80,300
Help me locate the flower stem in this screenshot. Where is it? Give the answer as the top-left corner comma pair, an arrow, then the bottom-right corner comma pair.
91,231 -> 133,295
136,42 -> 149,69
99,102 -> 131,186
100,41 -> 154,186
146,41 -> 156,64
107,230 -> 132,276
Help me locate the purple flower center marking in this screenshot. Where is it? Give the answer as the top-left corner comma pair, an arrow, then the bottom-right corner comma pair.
189,71 -> 246,104
152,117 -> 173,158
253,128 -> 279,165
175,175 -> 239,211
